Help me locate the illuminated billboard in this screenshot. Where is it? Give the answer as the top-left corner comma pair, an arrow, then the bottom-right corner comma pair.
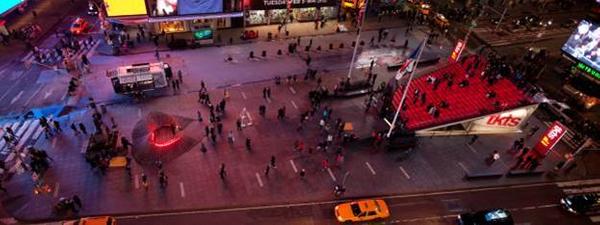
0,0 -> 24,15
104,0 -> 148,17
179,0 -> 223,15
533,121 -> 567,156
561,20 -> 600,73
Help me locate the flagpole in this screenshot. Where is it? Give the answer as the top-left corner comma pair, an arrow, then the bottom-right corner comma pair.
386,35 -> 429,138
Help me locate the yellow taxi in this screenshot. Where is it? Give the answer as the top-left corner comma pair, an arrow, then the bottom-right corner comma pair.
62,216 -> 117,225
334,199 -> 390,223
70,17 -> 89,35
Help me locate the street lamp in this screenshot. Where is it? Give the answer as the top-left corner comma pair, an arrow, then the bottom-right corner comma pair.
346,0 -> 369,79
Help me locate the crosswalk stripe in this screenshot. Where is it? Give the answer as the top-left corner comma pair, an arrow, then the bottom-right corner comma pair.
563,187 -> 600,195
0,121 -> 22,152
16,120 -> 40,149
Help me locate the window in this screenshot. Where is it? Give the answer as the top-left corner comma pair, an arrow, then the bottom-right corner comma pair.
350,203 -> 362,216
484,210 -> 508,221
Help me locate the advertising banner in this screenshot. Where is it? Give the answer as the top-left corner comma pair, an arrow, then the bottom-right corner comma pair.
179,0 -> 223,15
104,0 -> 148,17
534,121 -> 567,156
0,0 -> 24,16
561,20 -> 600,73
449,39 -> 465,62
468,105 -> 537,133
156,0 -> 178,16
249,0 -> 337,10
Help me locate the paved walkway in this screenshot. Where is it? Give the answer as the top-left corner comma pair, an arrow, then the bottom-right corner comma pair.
0,24 -> 586,222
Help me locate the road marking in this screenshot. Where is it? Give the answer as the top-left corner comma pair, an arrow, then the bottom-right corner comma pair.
466,144 -> 477,154
290,100 -> 298,109
53,182 -> 60,197
266,98 -> 271,103
51,138 -> 57,149
241,91 -> 247,100
289,86 -> 296,94
327,168 -> 337,182
590,215 -> 600,222
24,85 -> 44,106
179,182 -> 186,198
43,88 -> 54,99
10,91 -> 24,105
399,166 -> 411,179
255,173 -> 264,187
80,138 -> 89,153
137,109 -> 142,119
289,159 -> 298,173
116,182 -> 555,220
365,162 -> 376,175
134,175 -> 140,189
457,162 -> 469,173
60,94 -> 66,101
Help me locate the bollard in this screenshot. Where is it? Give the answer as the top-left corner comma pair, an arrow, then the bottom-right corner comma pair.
262,50 -> 267,57
329,43 -> 333,50
277,49 -> 283,55
317,46 -> 321,51
352,41 -> 356,47
339,43 -> 344,48
305,46 -> 310,51
359,41 -> 364,46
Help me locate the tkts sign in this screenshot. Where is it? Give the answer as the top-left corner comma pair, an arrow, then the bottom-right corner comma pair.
534,121 -> 567,156
249,0 -> 336,9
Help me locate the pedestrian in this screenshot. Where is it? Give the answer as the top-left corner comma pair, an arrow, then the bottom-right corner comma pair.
72,195 -> 82,209
236,119 -> 242,131
177,70 -> 183,83
527,125 -> 540,137
227,131 -> 235,143
321,159 -> 329,171
53,120 -> 63,133
70,123 -> 79,135
197,110 -> 203,122
125,157 -> 132,177
121,137 -> 131,150
306,55 -> 312,66
210,132 -> 217,143
266,88 -> 271,99
262,88 -> 267,99
204,126 -> 210,137
219,163 -> 226,179
200,142 -> 207,153
32,10 -> 37,18
270,155 -> 276,168
159,171 -> 168,188
299,169 -> 306,179
141,172 -> 149,190
468,134 -> 478,145
259,105 -> 266,117
155,49 -> 160,60
216,122 -> 223,134
265,164 -> 271,176
245,138 -> 252,150
486,150 -> 501,166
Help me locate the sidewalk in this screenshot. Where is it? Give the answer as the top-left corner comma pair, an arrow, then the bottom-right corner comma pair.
0,29 -> 586,222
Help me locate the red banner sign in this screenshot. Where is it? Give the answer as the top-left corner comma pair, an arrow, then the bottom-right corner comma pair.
534,121 -> 567,156
449,40 -> 465,62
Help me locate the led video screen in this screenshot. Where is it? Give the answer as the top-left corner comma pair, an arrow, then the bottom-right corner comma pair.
104,0 -> 148,17
179,0 -> 223,15
561,20 -> 600,72
0,0 -> 24,15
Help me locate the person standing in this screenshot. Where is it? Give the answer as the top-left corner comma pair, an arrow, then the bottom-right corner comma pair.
155,49 -> 160,60
121,137 -> 131,150
141,172 -> 149,190
270,156 -> 276,168
219,163 -> 226,179
487,150 -> 501,166
53,120 -> 63,133
265,164 -> 271,176
299,169 -> 306,179
72,195 -> 82,210
197,110 -> 203,122
468,134 -> 478,145
177,70 -> 183,83
245,138 -> 252,150
159,171 -> 168,188
227,131 -> 235,143
70,123 -> 79,135
236,119 -> 242,131
216,122 -> 223,134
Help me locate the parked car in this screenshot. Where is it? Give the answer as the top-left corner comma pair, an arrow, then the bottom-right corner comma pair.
561,193 -> 600,214
458,208 -> 514,225
70,17 -> 90,35
334,199 -> 390,223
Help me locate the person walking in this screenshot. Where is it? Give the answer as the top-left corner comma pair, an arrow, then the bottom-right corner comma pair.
52,120 -> 62,133
159,171 -> 168,188
264,164 -> 271,176
270,155 -> 276,168
197,110 -> 203,122
217,122 -> 223,134
141,172 -> 149,190
245,138 -> 252,150
70,123 -> 79,135
227,131 -> 235,143
177,70 -> 183,83
468,134 -> 478,145
78,123 -> 88,135
219,163 -> 226,179
486,150 -> 501,166
236,119 -> 242,131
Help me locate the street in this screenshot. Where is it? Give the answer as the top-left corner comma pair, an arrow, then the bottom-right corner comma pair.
117,182 -> 590,225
